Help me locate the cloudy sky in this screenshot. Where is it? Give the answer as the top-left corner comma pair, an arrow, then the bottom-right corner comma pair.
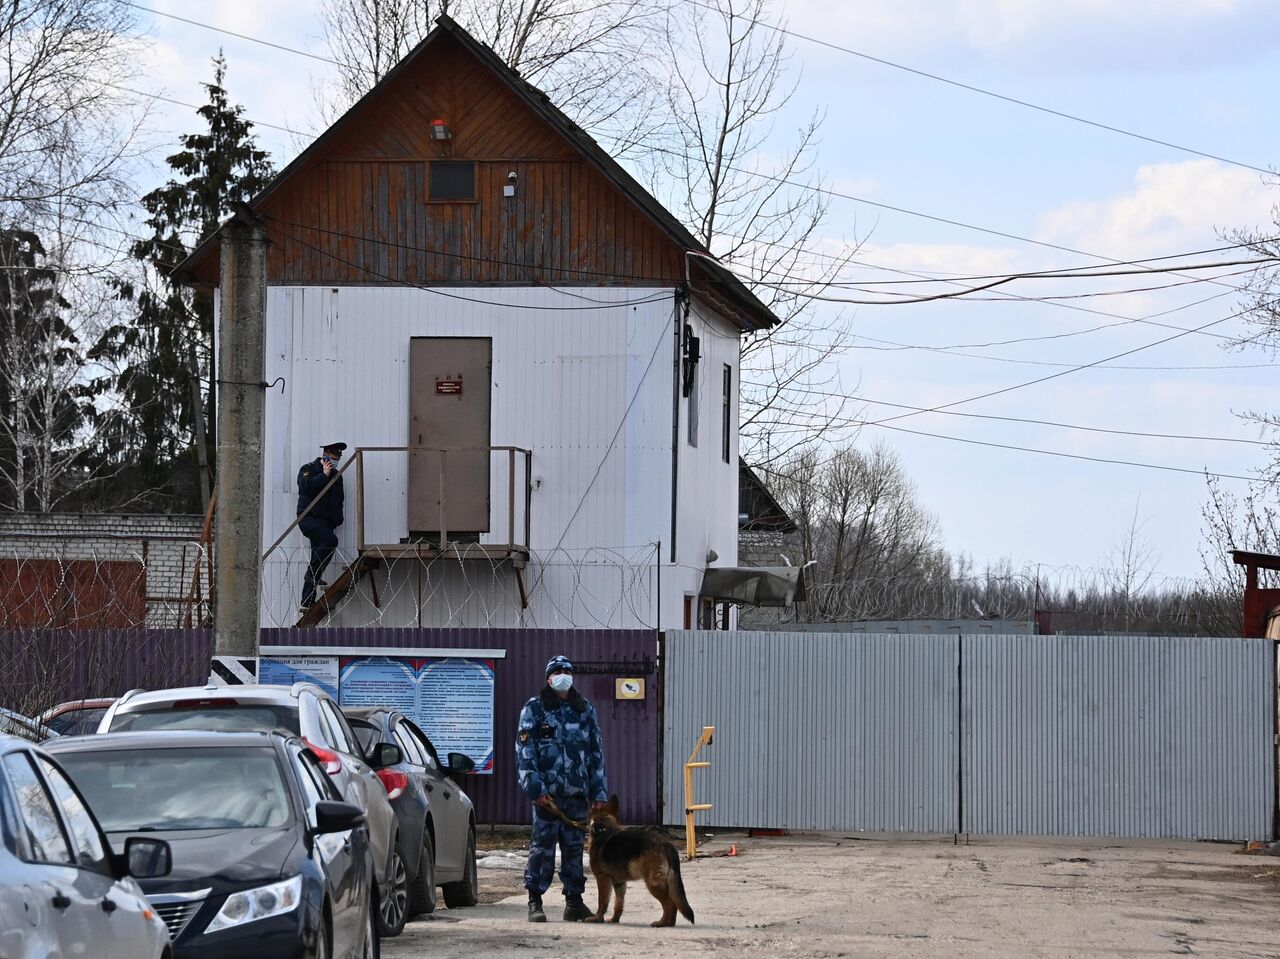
126,0 -> 1280,581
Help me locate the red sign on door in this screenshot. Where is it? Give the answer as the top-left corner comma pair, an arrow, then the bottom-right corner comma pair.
436,379 -> 463,395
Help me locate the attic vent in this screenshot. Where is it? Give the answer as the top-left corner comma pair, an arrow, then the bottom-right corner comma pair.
429,161 -> 476,201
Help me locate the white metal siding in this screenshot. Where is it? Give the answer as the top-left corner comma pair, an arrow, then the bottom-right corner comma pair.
258,285 -> 734,629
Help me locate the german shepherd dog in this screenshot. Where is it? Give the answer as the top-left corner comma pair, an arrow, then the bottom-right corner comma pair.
585,795 -> 695,927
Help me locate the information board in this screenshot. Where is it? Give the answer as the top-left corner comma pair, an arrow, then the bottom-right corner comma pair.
257,654 -> 495,774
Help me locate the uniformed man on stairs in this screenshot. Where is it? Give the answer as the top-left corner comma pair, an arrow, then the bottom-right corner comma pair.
297,441 -> 346,612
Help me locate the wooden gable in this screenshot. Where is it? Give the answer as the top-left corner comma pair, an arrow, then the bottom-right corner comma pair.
185,29 -> 686,288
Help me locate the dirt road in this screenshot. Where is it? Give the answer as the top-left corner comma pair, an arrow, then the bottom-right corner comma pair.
385,832 -> 1280,958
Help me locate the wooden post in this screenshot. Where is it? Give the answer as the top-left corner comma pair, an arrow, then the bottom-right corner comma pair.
683,726 -> 715,859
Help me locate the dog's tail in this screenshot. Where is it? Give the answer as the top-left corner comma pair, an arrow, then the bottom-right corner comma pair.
666,844 -> 695,924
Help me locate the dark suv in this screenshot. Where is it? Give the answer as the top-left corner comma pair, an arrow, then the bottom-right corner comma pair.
346,708 -> 478,926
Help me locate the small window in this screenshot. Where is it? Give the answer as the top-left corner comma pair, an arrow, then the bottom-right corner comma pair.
721,364 -> 732,464
429,161 -> 476,201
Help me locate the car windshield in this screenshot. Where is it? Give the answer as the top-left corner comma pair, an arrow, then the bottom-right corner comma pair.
46,708 -> 108,737
109,704 -> 300,734
55,747 -> 293,832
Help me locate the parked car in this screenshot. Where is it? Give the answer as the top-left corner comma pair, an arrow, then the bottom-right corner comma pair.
97,683 -> 403,936
38,698 -> 115,737
345,707 -> 479,927
0,734 -> 173,959
46,730 -> 378,959
0,706 -> 57,742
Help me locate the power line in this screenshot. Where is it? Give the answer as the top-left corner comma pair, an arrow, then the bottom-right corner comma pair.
274,221 -> 673,311
124,3 -> 344,70
743,382 -> 1272,446
866,307 -> 1250,426
124,4 -> 1267,286
682,0 -> 1274,177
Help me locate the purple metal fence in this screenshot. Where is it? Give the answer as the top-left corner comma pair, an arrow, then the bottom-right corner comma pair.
0,629 -> 213,716
1,626 -> 661,826
262,628 -> 660,826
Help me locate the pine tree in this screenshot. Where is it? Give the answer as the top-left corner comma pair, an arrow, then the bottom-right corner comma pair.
0,229 -> 84,510
94,54 -> 273,510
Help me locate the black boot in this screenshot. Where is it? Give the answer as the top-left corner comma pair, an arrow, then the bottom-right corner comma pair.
527,892 -> 546,923
563,894 -> 593,922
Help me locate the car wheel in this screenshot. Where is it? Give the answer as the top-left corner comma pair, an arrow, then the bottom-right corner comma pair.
442,828 -> 478,908
408,827 -> 437,917
376,850 -> 409,937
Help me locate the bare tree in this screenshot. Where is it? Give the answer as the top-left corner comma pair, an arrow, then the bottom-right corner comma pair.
1101,497 -> 1159,632
655,0 -> 860,466
316,0 -> 667,149
0,0 -> 143,225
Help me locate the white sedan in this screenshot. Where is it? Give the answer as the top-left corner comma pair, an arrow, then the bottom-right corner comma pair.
0,735 -> 172,959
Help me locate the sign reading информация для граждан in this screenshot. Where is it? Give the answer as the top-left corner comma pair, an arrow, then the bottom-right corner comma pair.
259,654 -> 495,773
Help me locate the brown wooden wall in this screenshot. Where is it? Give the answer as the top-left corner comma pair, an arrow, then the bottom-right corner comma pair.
217,32 -> 687,288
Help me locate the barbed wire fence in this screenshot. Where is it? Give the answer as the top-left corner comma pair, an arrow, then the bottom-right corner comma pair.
261,543 -> 661,630
741,561 -> 1256,636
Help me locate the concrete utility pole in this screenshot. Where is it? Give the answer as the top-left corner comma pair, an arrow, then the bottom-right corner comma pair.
213,208 -> 268,660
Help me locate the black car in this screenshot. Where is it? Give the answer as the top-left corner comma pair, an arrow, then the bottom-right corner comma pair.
345,708 -> 478,929
46,731 -> 380,959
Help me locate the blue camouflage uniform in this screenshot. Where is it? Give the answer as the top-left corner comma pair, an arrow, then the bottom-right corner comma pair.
515,657 -> 607,898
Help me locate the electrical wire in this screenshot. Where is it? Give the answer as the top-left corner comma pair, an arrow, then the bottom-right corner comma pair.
117,6 -> 1271,292
274,222 -> 673,311
741,382 -> 1272,446
681,0 -> 1273,177
866,307 -> 1250,426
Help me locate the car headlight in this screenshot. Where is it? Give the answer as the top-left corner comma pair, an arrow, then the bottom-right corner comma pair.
204,876 -> 303,934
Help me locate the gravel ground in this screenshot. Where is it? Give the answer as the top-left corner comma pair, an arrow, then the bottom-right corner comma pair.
385,831 -> 1280,958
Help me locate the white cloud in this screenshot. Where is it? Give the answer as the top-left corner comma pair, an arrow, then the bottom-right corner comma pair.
1035,159 -> 1274,260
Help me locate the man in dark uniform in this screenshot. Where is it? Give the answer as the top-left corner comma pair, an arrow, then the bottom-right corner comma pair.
297,441 -> 346,609
515,655 -> 608,923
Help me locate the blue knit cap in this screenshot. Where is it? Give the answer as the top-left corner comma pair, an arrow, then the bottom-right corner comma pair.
545,655 -> 573,676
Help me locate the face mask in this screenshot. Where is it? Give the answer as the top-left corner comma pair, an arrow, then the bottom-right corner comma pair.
549,673 -> 573,693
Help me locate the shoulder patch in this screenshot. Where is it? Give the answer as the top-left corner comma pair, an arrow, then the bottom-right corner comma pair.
519,730 -> 530,743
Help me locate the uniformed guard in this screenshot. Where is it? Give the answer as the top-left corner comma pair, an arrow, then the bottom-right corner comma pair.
515,655 -> 608,922
296,441 -> 346,610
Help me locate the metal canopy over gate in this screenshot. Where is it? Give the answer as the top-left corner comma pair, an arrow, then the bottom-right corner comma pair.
662,630 -> 1277,840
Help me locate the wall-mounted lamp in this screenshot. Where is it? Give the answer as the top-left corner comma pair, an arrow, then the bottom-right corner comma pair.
503,170 -> 517,197
430,118 -> 451,140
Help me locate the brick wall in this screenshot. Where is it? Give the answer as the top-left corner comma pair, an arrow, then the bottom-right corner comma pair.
0,513 -> 212,628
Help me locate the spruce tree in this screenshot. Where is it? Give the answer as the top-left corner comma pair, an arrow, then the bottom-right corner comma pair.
95,53 -> 273,510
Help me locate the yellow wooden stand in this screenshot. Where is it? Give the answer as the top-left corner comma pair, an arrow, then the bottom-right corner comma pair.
683,725 -> 715,859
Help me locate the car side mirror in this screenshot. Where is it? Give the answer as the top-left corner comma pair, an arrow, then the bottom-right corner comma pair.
447,752 -> 475,776
368,742 -> 402,769
123,837 -> 172,879
313,800 -> 366,834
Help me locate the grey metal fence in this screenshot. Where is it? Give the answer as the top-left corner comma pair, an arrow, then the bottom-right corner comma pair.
663,630 -> 1277,840
662,630 -> 960,833
962,633 -> 1276,840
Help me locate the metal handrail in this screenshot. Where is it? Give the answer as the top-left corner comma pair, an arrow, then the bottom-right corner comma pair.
262,455 -> 357,560
265,445 -> 533,561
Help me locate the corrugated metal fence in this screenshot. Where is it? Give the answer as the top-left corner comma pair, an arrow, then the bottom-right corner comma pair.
663,630 -> 1277,840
